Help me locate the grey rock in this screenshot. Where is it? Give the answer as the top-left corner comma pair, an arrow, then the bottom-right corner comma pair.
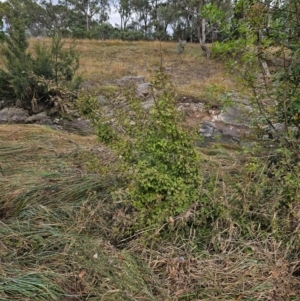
62,119 -> 94,135
116,76 -> 145,87
98,95 -> 107,105
0,107 -> 28,123
218,132 -> 240,143
269,123 -> 286,133
212,106 -> 252,126
200,121 -> 217,137
199,121 -> 240,144
141,98 -> 155,110
26,112 -> 53,125
262,122 -> 298,138
137,82 -> 152,99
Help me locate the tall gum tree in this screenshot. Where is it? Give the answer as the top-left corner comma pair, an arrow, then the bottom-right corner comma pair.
58,0 -> 110,33
176,0 -> 231,57
113,0 -> 132,30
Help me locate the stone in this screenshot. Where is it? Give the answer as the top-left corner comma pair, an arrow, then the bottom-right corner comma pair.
141,98 -> 155,110
0,107 -> 28,123
116,76 -> 145,87
98,95 -> 107,105
200,121 -> 217,137
53,118 -> 60,124
261,122 -> 298,139
199,121 -> 241,145
62,119 -> 94,135
211,106 -> 252,125
136,82 -> 152,99
25,112 -> 53,125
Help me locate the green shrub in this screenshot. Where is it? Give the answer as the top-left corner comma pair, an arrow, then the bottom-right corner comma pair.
0,4 -> 80,113
78,70 -> 217,235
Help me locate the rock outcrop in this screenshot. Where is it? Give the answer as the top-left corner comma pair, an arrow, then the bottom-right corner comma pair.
0,108 -> 29,123
25,112 -> 53,125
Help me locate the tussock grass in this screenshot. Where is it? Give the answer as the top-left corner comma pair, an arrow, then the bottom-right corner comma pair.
1,123 -> 299,301
146,240 -> 299,301
1,39 -> 299,300
0,125 -> 167,300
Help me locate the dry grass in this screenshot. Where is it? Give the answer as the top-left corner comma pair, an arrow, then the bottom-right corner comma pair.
130,239 -> 299,301
26,38 -> 237,98
0,125 -> 166,301
0,37 -> 237,101
1,39 -> 299,301
1,124 -> 299,301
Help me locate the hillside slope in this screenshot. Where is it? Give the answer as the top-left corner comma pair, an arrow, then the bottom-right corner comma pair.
1,40 -> 299,301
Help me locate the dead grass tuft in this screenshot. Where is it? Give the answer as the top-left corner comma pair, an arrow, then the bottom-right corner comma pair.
0,125 -> 166,300
143,239 -> 299,301
1,39 -> 299,301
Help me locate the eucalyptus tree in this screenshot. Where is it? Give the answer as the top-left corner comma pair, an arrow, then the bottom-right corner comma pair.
171,0 -> 231,56
0,0 -> 49,36
58,0 -> 110,34
38,0 -> 72,36
156,1 -> 180,39
131,0 -> 152,36
113,0 -> 132,30
148,0 -> 166,38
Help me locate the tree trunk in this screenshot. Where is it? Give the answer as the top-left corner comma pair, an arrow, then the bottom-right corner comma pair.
257,29 -> 270,85
85,0 -> 89,32
86,11 -> 89,32
197,18 -> 210,59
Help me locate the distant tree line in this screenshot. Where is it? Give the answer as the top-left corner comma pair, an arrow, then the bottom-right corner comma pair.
0,1 -> 299,60
0,0 -> 233,55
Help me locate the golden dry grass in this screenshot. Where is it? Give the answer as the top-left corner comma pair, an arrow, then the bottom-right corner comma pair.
1,126 -> 299,301
0,37 -> 237,99
26,38 -> 237,97
0,125 -> 166,301
2,39 -> 299,301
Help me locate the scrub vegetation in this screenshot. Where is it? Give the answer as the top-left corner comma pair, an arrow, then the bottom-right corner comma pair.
0,0 -> 300,300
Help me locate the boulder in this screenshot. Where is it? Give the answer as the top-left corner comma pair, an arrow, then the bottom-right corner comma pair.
199,121 -> 240,145
0,107 -> 28,123
25,112 -> 53,125
211,106 -> 252,126
200,121 -> 218,138
261,122 -> 298,139
142,98 -> 155,110
137,82 -> 152,99
98,95 -> 107,105
62,119 -> 94,135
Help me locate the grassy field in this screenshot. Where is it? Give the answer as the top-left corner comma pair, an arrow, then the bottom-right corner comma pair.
0,39 -> 299,301
26,38 -> 235,99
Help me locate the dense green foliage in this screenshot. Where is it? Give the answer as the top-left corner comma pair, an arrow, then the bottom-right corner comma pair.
213,0 -> 300,136
78,70 -> 219,233
0,1 -> 80,112
0,1 -> 299,299
210,0 -> 300,252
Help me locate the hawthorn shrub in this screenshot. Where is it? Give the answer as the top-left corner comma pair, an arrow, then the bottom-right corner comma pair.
77,69 -> 218,239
